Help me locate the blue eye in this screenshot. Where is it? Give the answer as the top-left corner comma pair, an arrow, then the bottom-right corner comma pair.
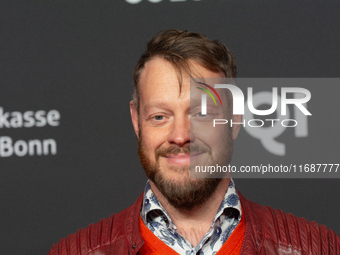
154,115 -> 164,120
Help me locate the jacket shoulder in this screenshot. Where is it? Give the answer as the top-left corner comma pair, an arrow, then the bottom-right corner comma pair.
240,194 -> 340,254
47,194 -> 144,255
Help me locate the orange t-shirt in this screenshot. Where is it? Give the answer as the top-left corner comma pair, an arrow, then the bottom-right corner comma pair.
138,213 -> 245,255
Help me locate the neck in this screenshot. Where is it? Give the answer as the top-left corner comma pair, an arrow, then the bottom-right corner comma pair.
149,178 -> 230,247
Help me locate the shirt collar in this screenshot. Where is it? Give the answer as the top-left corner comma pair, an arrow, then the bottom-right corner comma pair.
140,178 -> 242,227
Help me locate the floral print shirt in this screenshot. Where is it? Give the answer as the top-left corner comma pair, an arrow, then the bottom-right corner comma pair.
140,179 -> 242,255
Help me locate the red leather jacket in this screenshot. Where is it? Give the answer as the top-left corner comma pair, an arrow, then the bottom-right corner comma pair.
48,192 -> 340,255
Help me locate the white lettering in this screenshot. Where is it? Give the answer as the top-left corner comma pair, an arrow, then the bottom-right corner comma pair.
248,119 -> 264,128
10,112 -> 23,128
0,107 -> 10,128
281,88 -> 312,116
125,0 -> 142,3
35,111 -> 47,127
0,136 -> 13,157
203,86 -> 311,116
0,107 -> 60,128
294,92 -> 308,137
43,139 -> 57,155
265,119 -> 280,127
29,140 -> 42,156
23,111 -> 35,127
214,84 -> 244,115
281,119 -> 298,127
230,119 -> 246,127
248,87 -> 278,115
201,94 -> 207,115
213,119 -> 228,127
47,110 -> 60,126
14,140 -> 28,157
0,136 -> 57,157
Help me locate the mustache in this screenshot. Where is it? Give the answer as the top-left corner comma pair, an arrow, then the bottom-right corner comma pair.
156,144 -> 210,158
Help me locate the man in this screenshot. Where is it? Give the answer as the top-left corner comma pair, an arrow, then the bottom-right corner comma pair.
48,29 -> 340,255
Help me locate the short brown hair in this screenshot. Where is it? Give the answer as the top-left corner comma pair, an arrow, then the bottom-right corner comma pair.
132,29 -> 236,112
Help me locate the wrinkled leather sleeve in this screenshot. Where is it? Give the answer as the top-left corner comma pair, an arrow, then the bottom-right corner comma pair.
48,215 -> 116,255
239,193 -> 340,255
47,194 -> 145,255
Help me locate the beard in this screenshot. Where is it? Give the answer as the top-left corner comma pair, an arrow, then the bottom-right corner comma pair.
138,129 -> 234,211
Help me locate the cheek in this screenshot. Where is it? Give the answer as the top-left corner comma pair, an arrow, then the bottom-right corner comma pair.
194,122 -> 230,146
213,124 -> 230,139
140,126 -> 168,151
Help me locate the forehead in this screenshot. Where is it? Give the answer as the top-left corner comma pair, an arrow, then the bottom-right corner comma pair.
139,57 -> 181,95
138,57 -> 225,103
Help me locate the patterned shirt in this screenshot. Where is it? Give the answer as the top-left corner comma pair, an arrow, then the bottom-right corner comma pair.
140,179 -> 242,255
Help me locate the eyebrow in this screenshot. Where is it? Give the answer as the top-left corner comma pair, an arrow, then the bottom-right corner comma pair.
142,102 -> 171,113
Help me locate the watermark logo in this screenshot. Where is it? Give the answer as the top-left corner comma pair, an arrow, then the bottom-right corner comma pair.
194,80 -> 312,156
199,84 -> 311,117
196,82 -> 222,115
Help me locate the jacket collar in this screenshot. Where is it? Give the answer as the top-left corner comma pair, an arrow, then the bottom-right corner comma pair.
125,191 -> 262,254
119,192 -> 145,255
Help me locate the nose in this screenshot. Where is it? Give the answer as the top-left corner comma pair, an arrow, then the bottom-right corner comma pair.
167,115 -> 194,147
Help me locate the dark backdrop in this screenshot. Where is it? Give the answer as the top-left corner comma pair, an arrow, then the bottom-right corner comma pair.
0,1 -> 339,254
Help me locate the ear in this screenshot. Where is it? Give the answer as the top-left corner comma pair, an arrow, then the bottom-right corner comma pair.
130,101 -> 139,139
231,114 -> 243,140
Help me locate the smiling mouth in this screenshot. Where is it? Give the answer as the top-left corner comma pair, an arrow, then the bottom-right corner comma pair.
163,152 -> 204,165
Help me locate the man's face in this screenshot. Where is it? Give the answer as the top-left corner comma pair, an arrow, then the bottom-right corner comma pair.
130,57 -> 241,210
